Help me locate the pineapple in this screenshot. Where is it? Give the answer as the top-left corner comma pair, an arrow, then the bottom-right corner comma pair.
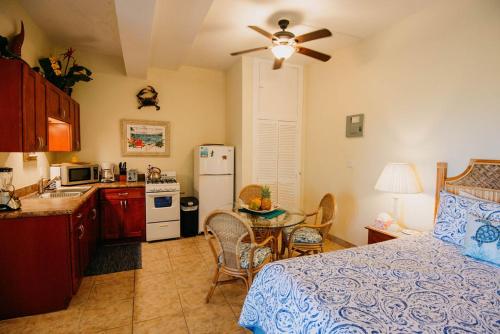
249,198 -> 262,211
260,186 -> 272,210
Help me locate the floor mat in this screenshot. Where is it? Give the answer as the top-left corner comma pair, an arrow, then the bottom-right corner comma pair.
84,242 -> 142,276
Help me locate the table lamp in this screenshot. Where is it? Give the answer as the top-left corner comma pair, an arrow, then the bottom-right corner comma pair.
374,163 -> 422,231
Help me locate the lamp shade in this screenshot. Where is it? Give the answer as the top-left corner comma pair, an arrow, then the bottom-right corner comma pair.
375,163 -> 422,194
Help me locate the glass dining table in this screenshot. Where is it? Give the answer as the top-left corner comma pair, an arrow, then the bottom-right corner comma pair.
234,207 -> 306,259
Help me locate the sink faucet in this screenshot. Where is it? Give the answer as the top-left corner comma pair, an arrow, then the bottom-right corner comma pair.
38,177 -> 60,194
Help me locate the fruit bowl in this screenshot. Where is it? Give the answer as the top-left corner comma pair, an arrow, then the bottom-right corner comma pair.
241,203 -> 280,214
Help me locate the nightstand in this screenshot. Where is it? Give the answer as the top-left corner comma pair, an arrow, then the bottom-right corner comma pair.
365,226 -> 421,244
365,226 -> 398,244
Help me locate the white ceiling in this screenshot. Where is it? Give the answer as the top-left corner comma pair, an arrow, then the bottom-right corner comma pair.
20,0 -> 435,75
20,0 -> 122,56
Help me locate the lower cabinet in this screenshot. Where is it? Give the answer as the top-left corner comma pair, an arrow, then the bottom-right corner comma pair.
0,216 -> 73,319
0,186 -> 143,319
70,192 -> 98,294
100,188 -> 145,241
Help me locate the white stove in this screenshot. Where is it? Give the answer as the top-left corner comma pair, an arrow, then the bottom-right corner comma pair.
145,171 -> 180,241
146,172 -> 180,192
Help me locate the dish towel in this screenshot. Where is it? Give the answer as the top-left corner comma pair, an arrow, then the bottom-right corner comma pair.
238,208 -> 286,219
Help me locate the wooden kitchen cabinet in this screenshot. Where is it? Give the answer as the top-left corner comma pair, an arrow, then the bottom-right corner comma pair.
70,209 -> 84,294
34,74 -> 48,151
122,198 -> 145,238
0,58 -> 81,152
46,83 -> 61,120
100,198 -> 123,240
71,101 -> 81,151
69,192 -> 99,294
100,188 -> 145,241
87,193 -> 99,258
46,82 -> 71,123
0,192 -> 101,319
0,216 -> 73,319
0,58 -> 47,152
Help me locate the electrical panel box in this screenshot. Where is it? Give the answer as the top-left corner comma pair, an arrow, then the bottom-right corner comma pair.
346,114 -> 364,137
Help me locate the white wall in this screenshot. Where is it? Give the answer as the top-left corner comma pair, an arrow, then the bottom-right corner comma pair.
304,0 -> 500,245
0,0 -> 54,188
225,56 -> 254,197
55,53 -> 226,196
225,59 -> 243,195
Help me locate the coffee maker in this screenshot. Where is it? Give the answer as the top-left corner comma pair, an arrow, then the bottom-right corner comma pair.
100,162 -> 115,183
0,167 -> 21,211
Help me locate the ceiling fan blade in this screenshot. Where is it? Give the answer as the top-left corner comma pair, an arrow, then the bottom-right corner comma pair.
230,46 -> 269,56
297,47 -> 331,62
273,58 -> 284,70
295,28 -> 332,43
248,26 -> 275,40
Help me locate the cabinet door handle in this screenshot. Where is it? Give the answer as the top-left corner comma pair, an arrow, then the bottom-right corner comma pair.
76,213 -> 83,219
61,108 -> 66,119
118,192 -> 129,196
124,200 -> 127,210
37,136 -> 43,150
120,200 -> 123,208
78,224 -> 85,239
91,208 -> 97,220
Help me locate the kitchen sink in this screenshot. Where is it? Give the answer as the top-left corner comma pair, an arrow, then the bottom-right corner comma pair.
39,192 -> 82,199
55,186 -> 92,193
25,185 -> 92,199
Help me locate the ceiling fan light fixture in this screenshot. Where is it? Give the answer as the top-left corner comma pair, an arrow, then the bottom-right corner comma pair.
271,44 -> 295,59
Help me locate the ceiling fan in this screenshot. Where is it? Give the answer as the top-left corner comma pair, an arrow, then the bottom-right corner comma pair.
230,19 -> 332,70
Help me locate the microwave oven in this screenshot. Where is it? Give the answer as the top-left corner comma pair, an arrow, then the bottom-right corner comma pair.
50,163 -> 100,186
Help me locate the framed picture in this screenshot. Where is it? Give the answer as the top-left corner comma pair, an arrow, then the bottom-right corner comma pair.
121,119 -> 170,156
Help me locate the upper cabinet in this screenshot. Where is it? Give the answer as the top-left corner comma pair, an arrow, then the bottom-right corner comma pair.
0,59 -> 47,152
71,101 -> 81,151
0,59 -> 80,152
47,85 -> 71,123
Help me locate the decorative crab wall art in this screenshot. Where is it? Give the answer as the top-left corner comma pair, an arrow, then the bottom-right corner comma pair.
137,86 -> 160,110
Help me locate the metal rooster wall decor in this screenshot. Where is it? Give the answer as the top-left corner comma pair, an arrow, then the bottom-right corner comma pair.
137,86 -> 160,110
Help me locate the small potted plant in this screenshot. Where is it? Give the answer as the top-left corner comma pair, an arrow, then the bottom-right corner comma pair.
38,48 -> 92,96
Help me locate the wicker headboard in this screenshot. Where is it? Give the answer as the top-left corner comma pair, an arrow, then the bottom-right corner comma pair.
434,159 -> 500,219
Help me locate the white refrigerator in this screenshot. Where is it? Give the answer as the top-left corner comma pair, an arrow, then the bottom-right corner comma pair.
194,145 -> 235,233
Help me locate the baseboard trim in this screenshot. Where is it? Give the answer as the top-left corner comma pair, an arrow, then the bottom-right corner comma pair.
327,234 -> 356,248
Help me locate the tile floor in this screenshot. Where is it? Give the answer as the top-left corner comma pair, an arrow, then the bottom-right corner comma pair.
0,236 -> 344,334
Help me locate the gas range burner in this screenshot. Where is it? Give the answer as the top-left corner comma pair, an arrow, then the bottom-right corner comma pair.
145,171 -> 180,193
146,178 -> 177,184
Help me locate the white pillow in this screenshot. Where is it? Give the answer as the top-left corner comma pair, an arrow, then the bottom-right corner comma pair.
434,191 -> 500,246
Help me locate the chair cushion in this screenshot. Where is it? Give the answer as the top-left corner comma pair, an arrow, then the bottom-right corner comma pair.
284,226 -> 322,244
217,243 -> 272,269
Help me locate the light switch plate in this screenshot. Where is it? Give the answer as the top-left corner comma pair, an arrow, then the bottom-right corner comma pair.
346,114 -> 364,137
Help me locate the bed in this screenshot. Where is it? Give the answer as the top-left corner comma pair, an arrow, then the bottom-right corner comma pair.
239,159 -> 500,333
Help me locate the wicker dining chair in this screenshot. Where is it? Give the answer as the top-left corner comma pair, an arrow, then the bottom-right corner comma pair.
204,210 -> 275,303
238,184 -> 263,206
282,193 -> 336,257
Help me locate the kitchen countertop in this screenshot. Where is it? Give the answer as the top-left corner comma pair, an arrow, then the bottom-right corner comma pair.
0,181 -> 145,220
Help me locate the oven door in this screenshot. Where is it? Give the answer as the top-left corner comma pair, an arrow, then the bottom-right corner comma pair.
146,191 -> 180,223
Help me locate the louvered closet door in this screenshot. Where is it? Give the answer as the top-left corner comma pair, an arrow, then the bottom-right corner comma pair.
255,119 -> 278,202
254,60 -> 301,210
277,121 -> 299,210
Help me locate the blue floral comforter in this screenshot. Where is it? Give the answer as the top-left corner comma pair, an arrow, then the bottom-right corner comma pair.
239,234 -> 500,333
